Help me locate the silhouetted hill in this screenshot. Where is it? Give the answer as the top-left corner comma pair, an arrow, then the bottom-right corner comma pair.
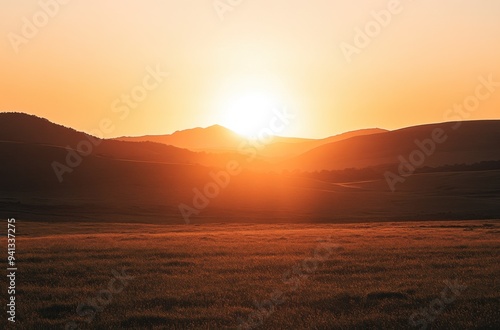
260,128 -> 387,159
0,112 -> 89,146
0,112 -> 216,166
117,125 -> 245,152
284,121 -> 500,171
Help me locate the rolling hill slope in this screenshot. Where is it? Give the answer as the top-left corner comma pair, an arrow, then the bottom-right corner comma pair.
0,113 -> 262,169
283,120 -> 500,171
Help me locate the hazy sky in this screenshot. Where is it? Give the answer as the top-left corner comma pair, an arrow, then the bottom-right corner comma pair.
1,0 -> 499,138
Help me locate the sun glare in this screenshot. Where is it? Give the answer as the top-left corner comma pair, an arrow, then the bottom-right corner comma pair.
221,92 -> 279,138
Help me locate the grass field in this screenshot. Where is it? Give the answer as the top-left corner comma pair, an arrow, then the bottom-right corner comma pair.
3,220 -> 499,329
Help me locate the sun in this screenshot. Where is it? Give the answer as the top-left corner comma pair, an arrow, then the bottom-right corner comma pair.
220,92 -> 278,138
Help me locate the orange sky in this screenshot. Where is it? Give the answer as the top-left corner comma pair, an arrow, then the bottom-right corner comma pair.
1,0 -> 499,138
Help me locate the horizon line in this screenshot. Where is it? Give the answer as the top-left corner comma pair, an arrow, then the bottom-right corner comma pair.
2,110 -> 500,141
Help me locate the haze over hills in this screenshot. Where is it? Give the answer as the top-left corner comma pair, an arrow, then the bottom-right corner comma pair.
1,112 -> 499,223
117,125 -> 246,152
116,123 -> 387,159
2,112 -> 499,173
117,124 -> 318,152
258,128 -> 387,159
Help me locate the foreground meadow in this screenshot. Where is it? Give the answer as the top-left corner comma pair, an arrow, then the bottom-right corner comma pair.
2,220 -> 499,329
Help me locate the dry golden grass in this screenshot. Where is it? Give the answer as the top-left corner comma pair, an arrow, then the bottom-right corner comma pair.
2,220 -> 499,329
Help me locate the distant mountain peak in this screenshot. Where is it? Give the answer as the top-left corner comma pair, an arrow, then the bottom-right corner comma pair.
200,124 -> 233,133
115,123 -> 241,151
169,124 -> 237,136
207,124 -> 226,129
